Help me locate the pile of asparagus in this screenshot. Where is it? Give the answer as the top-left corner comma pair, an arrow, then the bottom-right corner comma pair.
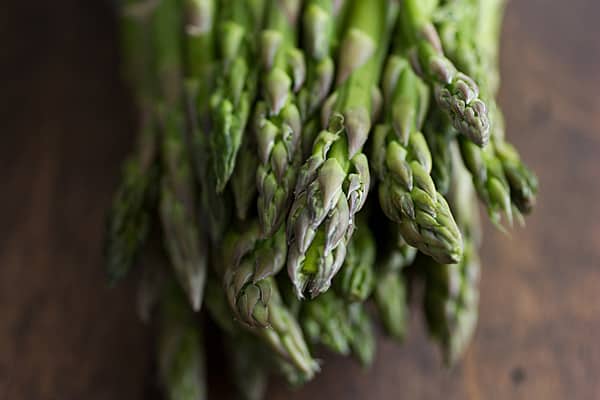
106,0 -> 537,397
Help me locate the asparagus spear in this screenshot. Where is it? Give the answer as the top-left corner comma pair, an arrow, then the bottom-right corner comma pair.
248,284 -> 320,381
287,0 -> 395,299
398,0 -> 490,147
220,224 -> 320,379
154,0 -> 207,311
157,279 -> 207,400
205,273 -> 318,386
346,302 -> 376,367
300,291 -> 375,366
231,136 -> 260,220
373,227 -> 416,341
160,109 -> 208,311
423,107 -> 455,196
301,290 -> 353,356
206,277 -> 271,397
183,0 -> 231,244
253,0 -> 306,235
373,51 -> 463,264
223,222 -> 287,327
210,0 -> 263,192
440,0 -> 537,224
184,0 -> 215,110
297,0 -> 338,120
104,0 -> 160,284
475,0 -> 538,214
423,142 -> 481,365
334,217 -> 376,303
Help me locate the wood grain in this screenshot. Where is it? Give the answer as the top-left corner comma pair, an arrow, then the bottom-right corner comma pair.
2,1 -> 600,399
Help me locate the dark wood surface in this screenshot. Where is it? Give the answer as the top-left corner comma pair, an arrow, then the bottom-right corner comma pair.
2,1 -> 600,399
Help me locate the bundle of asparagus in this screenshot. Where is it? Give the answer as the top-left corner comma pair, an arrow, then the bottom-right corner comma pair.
105,0 -> 537,397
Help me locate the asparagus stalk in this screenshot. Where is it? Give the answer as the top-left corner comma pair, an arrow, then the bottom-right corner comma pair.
249,284 -> 320,381
231,136 -> 260,220
475,0 -> 537,214
157,279 -> 207,400
160,109 -> 208,311
205,271 -> 319,385
301,290 -> 353,356
373,51 -> 463,264
184,0 -> 231,244
104,0 -> 160,284
105,153 -> 159,284
221,223 -> 320,379
253,0 -> 306,235
423,107 -> 455,196
206,277 -> 271,397
223,222 -> 287,327
346,302 -> 376,367
184,0 -> 215,114
334,217 -> 376,303
300,291 -> 375,366
287,0 -> 395,299
154,0 -> 207,311
297,0 -> 338,120
423,142 -> 481,365
441,0 -> 537,223
210,0 -> 263,192
398,0 -> 490,147
373,227 -> 416,341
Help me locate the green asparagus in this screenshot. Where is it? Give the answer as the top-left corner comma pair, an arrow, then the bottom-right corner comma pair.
423,107 -> 455,195
347,302 -> 376,367
253,0 -> 305,235
223,222 -> 287,327
105,0 -> 160,284
373,48 -> 463,264
439,0 -> 537,223
154,0 -> 207,310
210,0 -> 263,192
399,0 -> 490,147
301,290 -> 353,355
157,279 -> 207,400
423,142 -> 481,365
297,0 -> 338,120
220,224 -> 320,379
106,0 -> 540,392
184,0 -> 231,244
334,217 -> 376,303
373,226 -> 416,341
287,0 -> 395,299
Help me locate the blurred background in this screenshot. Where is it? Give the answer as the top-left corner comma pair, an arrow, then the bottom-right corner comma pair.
2,1 -> 600,399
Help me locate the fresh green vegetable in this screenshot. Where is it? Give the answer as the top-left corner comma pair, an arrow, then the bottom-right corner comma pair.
106,0 -> 539,396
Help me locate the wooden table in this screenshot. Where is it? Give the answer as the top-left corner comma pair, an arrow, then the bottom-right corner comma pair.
2,1 -> 600,399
